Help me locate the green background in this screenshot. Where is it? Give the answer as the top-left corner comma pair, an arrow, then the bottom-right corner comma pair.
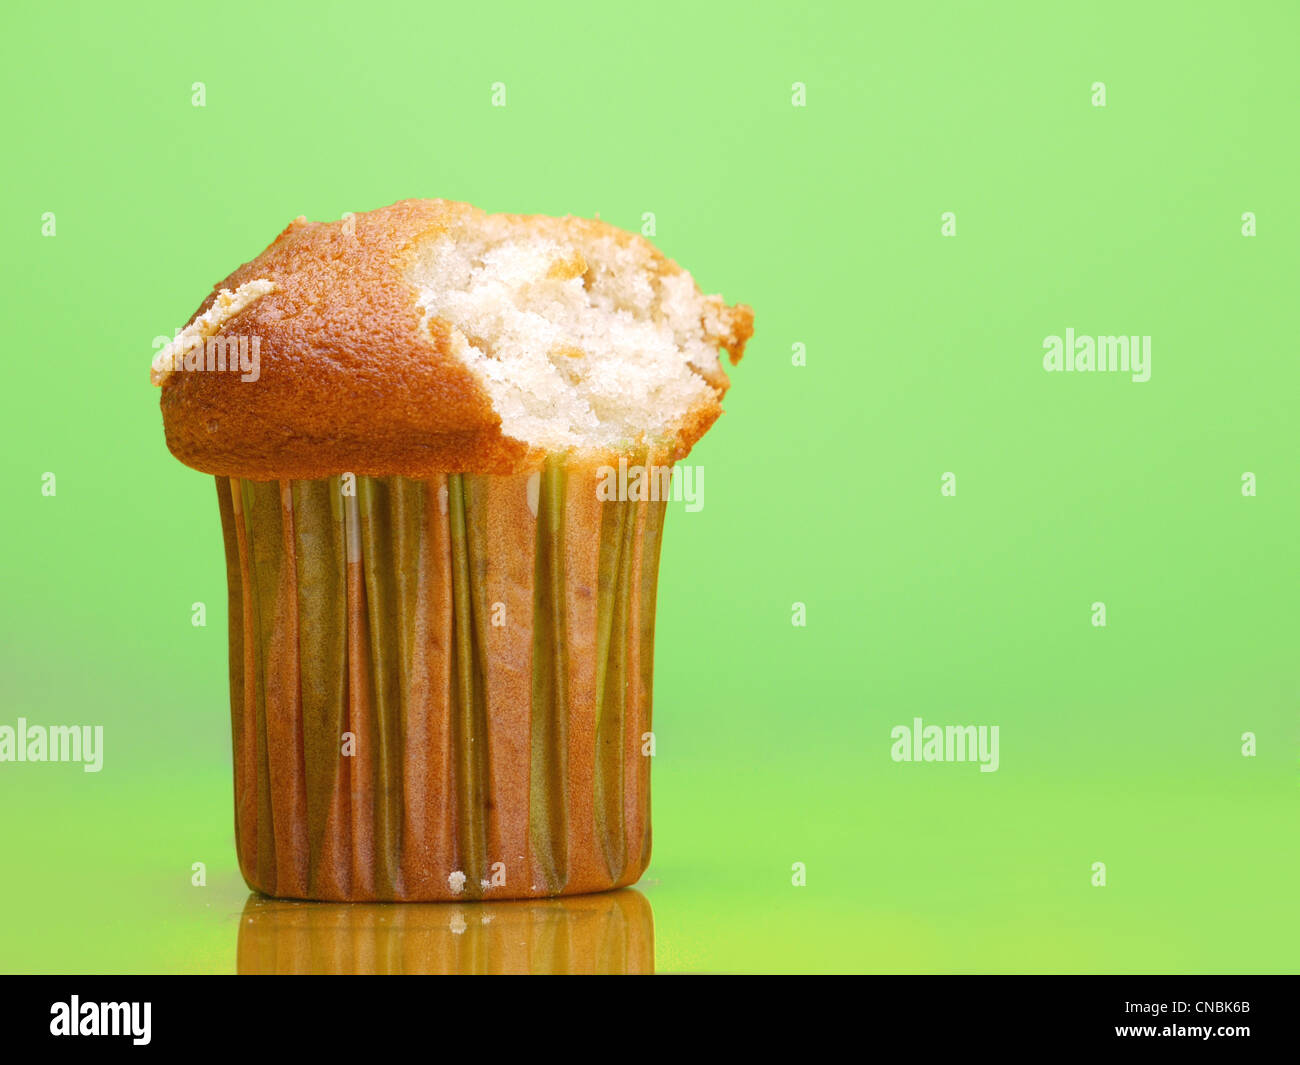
1,0 -> 1296,973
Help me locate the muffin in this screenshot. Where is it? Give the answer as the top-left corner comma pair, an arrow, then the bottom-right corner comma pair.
237,890 -> 654,974
153,199 -> 752,901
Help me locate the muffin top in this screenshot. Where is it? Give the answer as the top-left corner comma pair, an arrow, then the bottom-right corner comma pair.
153,199 -> 753,479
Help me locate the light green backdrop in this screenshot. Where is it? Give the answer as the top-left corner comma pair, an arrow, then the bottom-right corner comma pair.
1,0 -> 1296,973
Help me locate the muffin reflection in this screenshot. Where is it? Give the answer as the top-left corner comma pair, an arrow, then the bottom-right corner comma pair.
237,889 -> 653,974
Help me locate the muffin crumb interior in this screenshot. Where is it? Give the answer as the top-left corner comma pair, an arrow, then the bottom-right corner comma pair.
408,218 -> 731,452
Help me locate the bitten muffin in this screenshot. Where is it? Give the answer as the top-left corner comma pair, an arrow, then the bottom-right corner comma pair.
153,199 -> 753,901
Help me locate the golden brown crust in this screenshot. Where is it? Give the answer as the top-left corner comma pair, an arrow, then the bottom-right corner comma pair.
158,199 -> 751,479
720,303 -> 755,366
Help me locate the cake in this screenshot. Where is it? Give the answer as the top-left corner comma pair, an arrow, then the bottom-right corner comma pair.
153,199 -> 753,901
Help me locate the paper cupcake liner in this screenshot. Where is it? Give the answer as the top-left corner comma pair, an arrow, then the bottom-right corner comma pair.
236,889 -> 654,974
216,459 -> 667,901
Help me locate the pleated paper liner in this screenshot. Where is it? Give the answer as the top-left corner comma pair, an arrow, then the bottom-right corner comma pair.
216,457 -> 668,901
236,889 -> 654,974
